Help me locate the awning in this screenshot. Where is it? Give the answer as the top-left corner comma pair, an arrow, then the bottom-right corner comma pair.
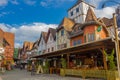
32,37 -> 115,58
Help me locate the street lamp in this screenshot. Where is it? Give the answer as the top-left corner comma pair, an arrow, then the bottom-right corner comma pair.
102,0 -> 120,78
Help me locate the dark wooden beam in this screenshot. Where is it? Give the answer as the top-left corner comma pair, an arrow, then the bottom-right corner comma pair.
67,53 -> 70,68
99,48 -> 108,70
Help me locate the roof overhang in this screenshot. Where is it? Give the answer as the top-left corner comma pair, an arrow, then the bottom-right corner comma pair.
32,37 -> 115,58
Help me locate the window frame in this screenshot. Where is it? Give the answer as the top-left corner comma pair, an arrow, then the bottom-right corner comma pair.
61,29 -> 64,36
76,7 -> 79,13
71,11 -> 73,16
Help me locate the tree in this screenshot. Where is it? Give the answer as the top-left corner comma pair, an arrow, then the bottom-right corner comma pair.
103,49 -> 116,70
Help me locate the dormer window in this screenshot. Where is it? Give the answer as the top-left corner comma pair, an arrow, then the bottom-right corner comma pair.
76,8 -> 79,13
71,11 -> 73,16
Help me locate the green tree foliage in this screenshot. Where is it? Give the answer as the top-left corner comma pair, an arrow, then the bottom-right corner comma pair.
61,58 -> 67,69
103,49 -> 116,70
43,60 -> 50,73
14,48 -> 19,58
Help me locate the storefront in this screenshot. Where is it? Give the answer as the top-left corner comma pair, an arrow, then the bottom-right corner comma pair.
32,37 -> 119,80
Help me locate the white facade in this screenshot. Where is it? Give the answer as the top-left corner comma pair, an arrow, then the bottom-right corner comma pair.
38,36 -> 46,55
68,2 -> 94,23
46,33 -> 56,53
56,29 -> 70,50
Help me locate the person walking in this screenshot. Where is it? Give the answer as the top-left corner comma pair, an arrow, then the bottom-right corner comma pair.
31,61 -> 35,75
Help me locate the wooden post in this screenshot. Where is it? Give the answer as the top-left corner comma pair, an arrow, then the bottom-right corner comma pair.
113,13 -> 120,78
67,53 -> 70,68
100,48 -> 108,70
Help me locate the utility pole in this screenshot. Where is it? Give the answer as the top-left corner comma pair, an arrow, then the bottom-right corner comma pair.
113,13 -> 120,78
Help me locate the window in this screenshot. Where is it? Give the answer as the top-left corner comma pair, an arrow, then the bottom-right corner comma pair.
76,8 -> 79,13
73,40 -> 77,46
61,30 -> 64,36
88,33 -> 95,42
73,40 -> 82,46
48,48 -> 50,52
52,47 -> 54,51
71,11 -> 73,16
78,40 -> 81,44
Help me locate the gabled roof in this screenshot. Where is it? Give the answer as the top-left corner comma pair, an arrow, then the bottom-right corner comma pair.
0,28 -> 14,47
85,7 -> 97,22
57,17 -> 75,32
46,28 -> 56,42
72,23 -> 82,29
39,32 -> 47,43
102,17 -> 113,27
32,39 -> 39,49
49,28 -> 56,39
4,32 -> 14,47
0,28 -> 4,33
23,41 -> 34,51
68,23 -> 83,38
81,7 -> 109,37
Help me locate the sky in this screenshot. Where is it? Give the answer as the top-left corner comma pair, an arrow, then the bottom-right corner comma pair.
0,0 -> 119,48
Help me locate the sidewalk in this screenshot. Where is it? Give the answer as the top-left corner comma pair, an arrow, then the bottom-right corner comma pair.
0,69 -> 104,80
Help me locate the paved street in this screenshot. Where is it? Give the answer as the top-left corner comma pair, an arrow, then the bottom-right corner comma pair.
0,69 -> 103,80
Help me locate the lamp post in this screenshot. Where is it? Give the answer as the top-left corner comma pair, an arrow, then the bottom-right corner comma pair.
102,0 -> 120,78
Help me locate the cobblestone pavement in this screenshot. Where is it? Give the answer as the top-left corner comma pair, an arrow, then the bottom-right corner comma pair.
0,69 -> 103,80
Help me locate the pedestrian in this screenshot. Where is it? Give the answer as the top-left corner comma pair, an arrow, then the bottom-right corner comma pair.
20,63 -> 23,70
31,61 -> 35,75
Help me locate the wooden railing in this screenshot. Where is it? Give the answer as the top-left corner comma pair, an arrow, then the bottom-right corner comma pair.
60,69 -> 119,80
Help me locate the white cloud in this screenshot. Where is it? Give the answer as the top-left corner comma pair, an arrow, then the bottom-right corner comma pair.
85,0 -> 117,18
0,23 -> 10,31
86,0 -> 104,8
0,22 -> 58,48
95,6 -> 115,18
15,42 -> 21,48
10,0 -> 19,5
40,0 -> 74,7
0,12 -> 10,17
24,0 -> 36,6
0,0 -> 8,6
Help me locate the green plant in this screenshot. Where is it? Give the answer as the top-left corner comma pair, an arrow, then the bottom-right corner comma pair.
44,60 -> 50,73
103,49 -> 116,70
61,58 -> 67,69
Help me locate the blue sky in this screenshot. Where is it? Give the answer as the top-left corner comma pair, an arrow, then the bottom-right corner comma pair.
0,0 -> 76,25
0,0 -> 119,48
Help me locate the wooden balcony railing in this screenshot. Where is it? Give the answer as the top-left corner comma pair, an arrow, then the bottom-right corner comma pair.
60,69 -> 119,80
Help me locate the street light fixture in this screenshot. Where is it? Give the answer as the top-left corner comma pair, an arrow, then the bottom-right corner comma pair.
102,0 -> 120,78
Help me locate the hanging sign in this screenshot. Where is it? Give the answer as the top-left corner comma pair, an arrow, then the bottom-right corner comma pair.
97,26 -> 102,32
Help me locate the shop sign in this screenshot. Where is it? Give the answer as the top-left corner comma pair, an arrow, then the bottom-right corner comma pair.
97,26 -> 102,32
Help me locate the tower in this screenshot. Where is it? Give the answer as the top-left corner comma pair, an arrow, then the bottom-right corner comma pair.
68,0 -> 95,23
116,5 -> 120,28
